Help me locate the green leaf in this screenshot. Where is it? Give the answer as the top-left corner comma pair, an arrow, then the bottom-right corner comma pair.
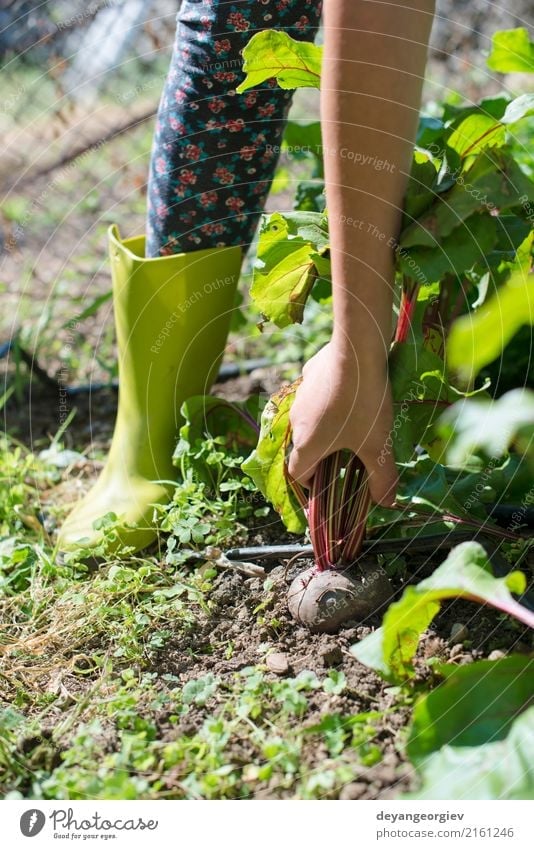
252,211 -> 329,327
394,454 -> 530,524
403,151 -> 440,223
388,339 -> 461,463
487,28 -> 534,74
395,456 -> 482,519
399,212 -> 497,284
407,656 -> 534,761
486,215 -> 532,266
404,706 -> 534,800
452,454 -> 534,506
401,149 -> 534,246
283,120 -> 322,152
501,93 -> 534,124
447,114 -> 505,158
443,96 -> 511,127
173,395 -> 260,490
322,669 -> 347,696
283,120 -> 323,177
351,627 -> 391,678
417,115 -> 446,150
446,95 -> 534,159
176,393 -> 258,451
351,541 -> 534,682
448,269 -> 534,381
236,30 -> 322,93
254,244 -> 320,327
182,673 -> 219,706
437,389 -> 534,467
242,383 -> 306,533
295,180 -> 326,213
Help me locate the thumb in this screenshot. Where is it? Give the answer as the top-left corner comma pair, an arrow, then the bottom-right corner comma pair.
362,451 -> 398,507
287,445 -> 321,488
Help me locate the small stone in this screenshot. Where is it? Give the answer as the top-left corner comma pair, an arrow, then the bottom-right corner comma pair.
449,622 -> 469,643
320,642 -> 343,667
488,649 -> 506,661
376,766 -> 397,785
339,782 -> 367,800
266,652 -> 290,675
449,643 -> 464,659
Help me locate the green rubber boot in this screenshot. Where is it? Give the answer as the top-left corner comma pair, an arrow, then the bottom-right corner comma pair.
58,224 -> 242,555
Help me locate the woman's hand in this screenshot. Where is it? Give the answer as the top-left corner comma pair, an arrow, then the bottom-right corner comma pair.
288,341 -> 398,506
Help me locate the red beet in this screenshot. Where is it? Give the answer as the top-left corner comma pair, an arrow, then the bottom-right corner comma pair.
288,562 -> 393,633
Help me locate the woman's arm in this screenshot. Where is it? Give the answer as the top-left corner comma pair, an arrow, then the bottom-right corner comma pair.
289,0 -> 435,505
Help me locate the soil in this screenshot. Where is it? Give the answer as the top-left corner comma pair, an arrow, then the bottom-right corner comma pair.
150,551 -> 532,799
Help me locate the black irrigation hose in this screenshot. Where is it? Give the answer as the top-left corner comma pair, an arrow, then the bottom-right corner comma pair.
225,531 -> 534,613
225,531 -> 477,561
0,337 -> 273,392
67,357 -> 274,395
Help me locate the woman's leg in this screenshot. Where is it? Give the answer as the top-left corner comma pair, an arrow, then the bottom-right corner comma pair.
146,0 -> 322,257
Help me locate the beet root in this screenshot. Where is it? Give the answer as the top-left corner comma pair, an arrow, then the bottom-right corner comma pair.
288,562 -> 393,633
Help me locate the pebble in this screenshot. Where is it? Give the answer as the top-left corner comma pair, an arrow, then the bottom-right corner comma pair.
449,622 -> 469,643
266,652 -> 290,675
339,782 -> 367,800
488,649 -> 506,661
449,643 -> 464,659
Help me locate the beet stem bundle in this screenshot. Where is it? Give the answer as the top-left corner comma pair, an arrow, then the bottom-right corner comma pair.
291,450 -> 371,572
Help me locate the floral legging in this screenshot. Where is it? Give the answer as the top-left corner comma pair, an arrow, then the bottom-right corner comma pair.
146,0 -> 323,257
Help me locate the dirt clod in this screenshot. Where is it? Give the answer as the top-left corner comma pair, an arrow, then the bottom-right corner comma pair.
319,643 -> 343,667
266,652 -> 291,675
339,782 -> 368,800
449,643 -> 465,659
